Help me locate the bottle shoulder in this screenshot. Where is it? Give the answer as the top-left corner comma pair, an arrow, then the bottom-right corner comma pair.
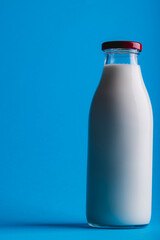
90,65 -> 153,121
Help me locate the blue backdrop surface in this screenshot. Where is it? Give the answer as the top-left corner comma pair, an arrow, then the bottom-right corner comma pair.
0,0 -> 159,239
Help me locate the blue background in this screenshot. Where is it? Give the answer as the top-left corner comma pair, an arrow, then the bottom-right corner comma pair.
0,0 -> 160,239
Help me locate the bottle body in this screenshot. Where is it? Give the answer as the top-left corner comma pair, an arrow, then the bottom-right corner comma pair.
86,63 -> 153,227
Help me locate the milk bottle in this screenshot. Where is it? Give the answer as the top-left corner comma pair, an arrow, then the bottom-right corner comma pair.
86,41 -> 153,228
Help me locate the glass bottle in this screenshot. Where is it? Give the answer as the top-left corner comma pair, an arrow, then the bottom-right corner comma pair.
86,41 -> 153,228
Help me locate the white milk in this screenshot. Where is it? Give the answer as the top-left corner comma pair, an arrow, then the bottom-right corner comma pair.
86,64 -> 153,227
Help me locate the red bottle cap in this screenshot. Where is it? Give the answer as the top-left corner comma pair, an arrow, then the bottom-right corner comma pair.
102,41 -> 142,52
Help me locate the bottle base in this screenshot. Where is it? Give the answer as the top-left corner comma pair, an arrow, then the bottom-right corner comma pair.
88,222 -> 149,229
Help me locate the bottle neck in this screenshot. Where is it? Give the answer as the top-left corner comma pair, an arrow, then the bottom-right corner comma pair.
104,49 -> 139,65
